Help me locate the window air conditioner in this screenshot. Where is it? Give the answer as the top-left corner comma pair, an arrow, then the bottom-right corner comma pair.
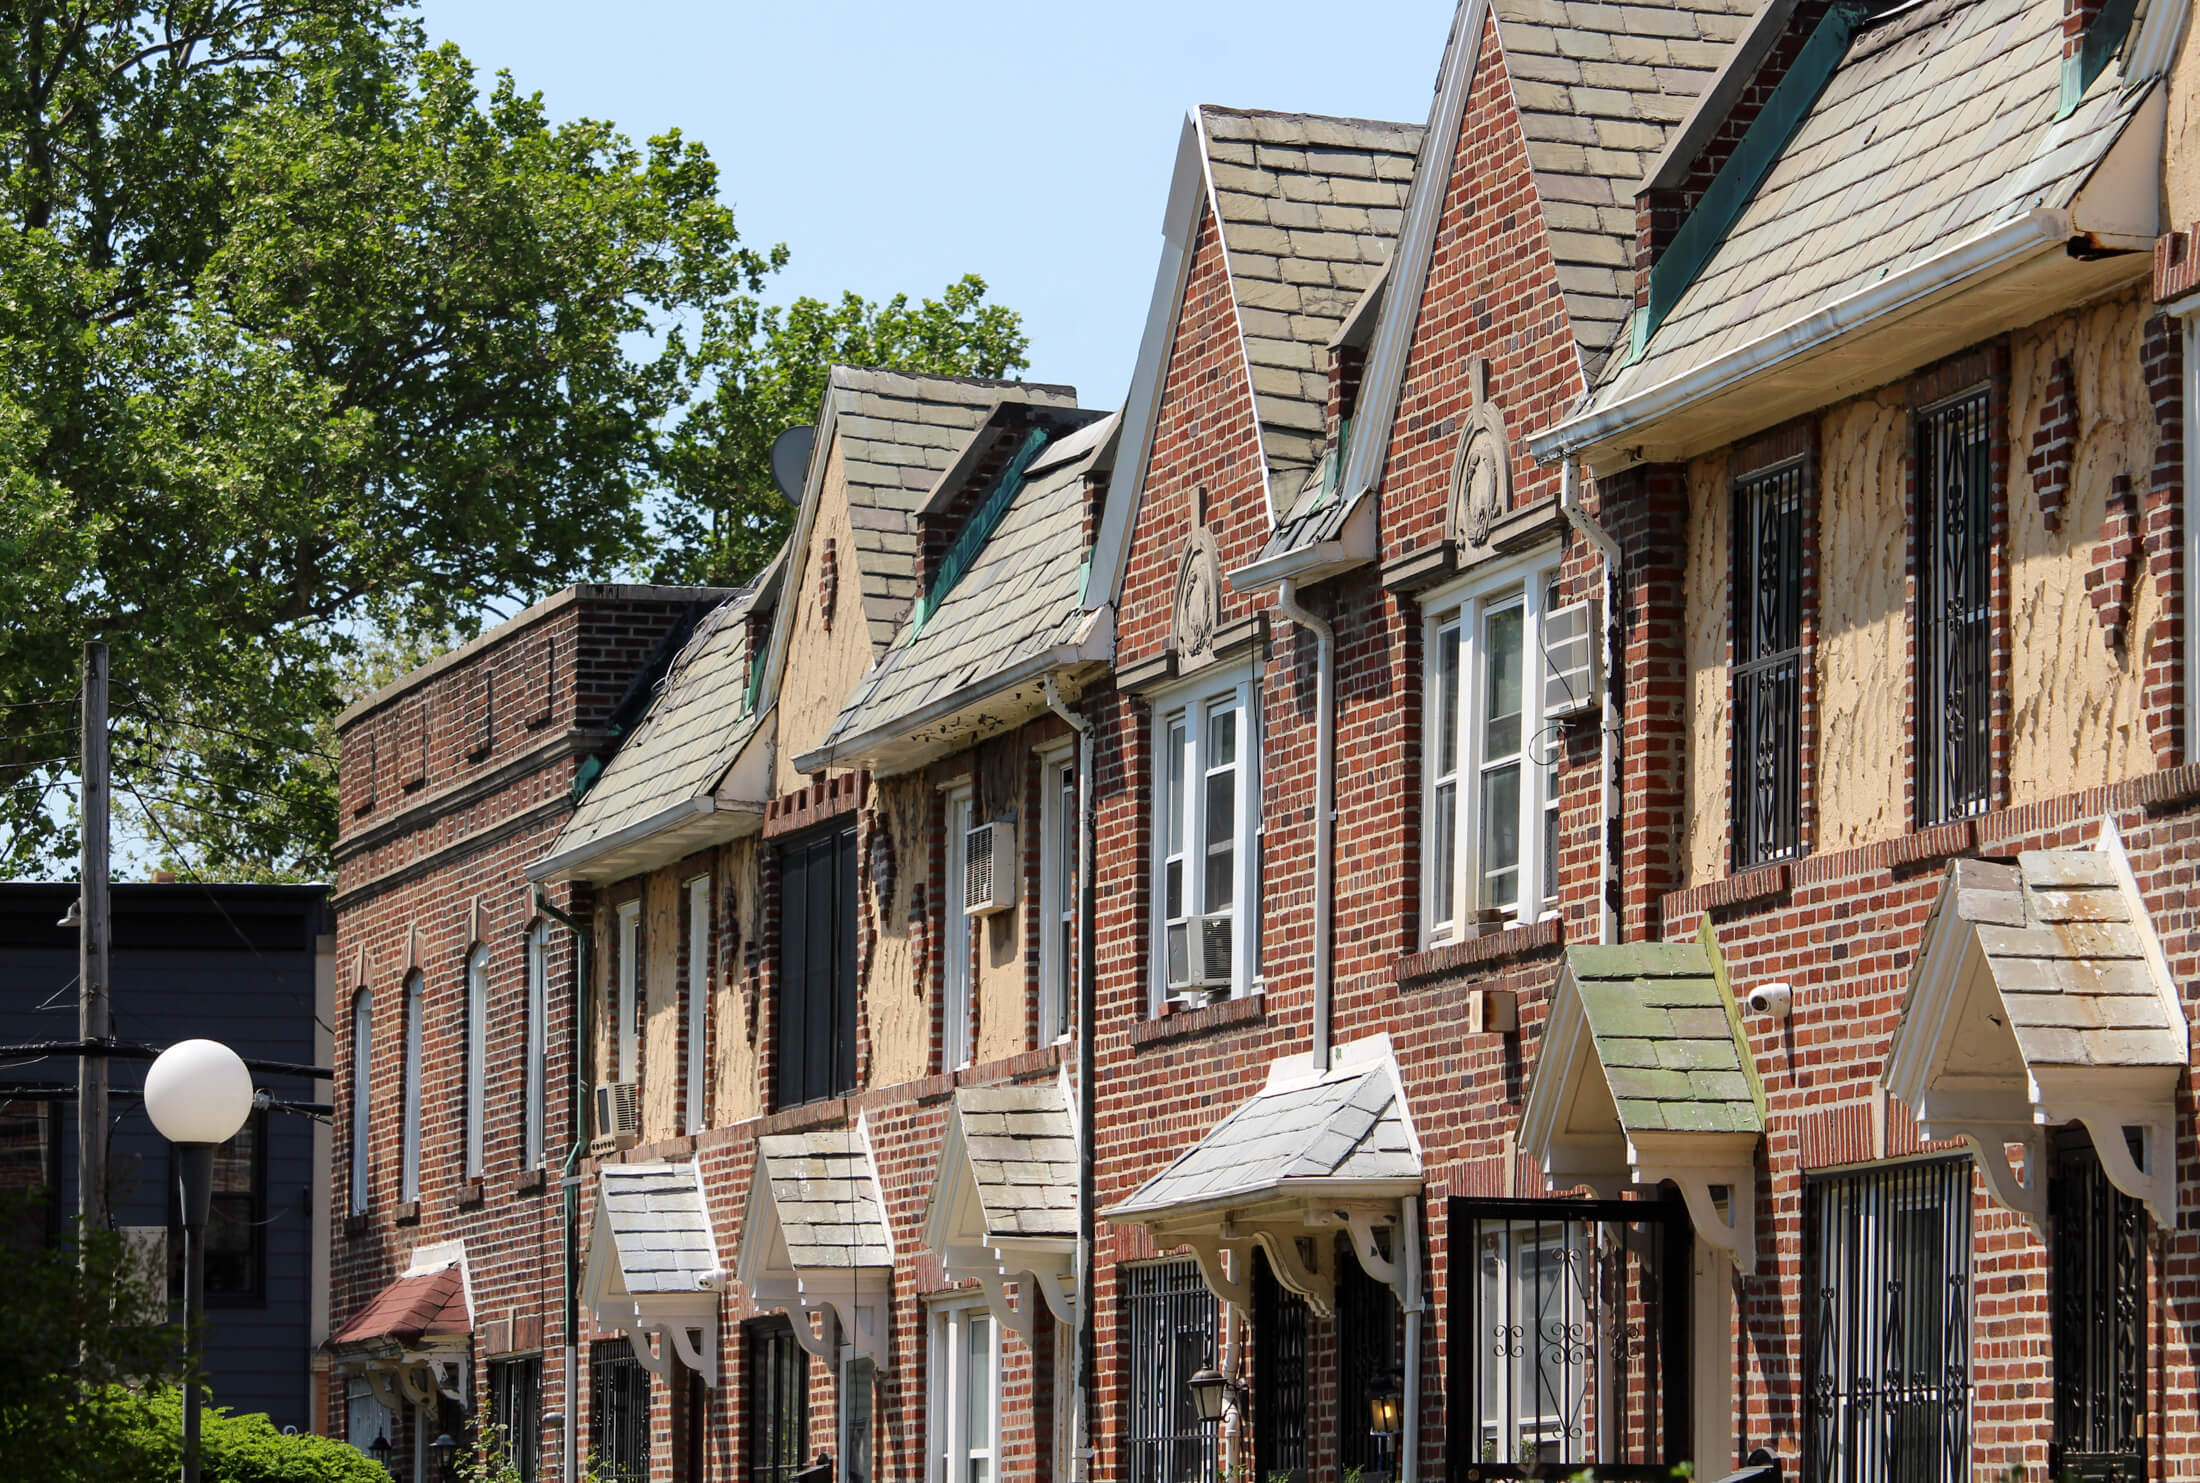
1542,597 -> 1602,720
1165,912 -> 1234,996
594,1082 -> 640,1150
963,820 -> 1018,916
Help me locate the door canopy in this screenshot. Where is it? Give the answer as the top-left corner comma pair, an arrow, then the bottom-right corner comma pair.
1104,1036 -> 1424,1316
736,1121 -> 895,1365
1883,823 -> 2185,1226
326,1243 -> 472,1412
583,1159 -> 726,1385
1519,926 -> 1766,1268
921,1080 -> 1079,1342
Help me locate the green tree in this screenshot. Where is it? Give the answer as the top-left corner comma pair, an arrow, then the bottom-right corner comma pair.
654,273 -> 1031,586
0,5 -> 1028,879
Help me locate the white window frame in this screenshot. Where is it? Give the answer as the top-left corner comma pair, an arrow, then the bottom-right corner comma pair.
684,874 -> 710,1136
523,920 -> 547,1170
614,900 -> 640,1086
927,1298 -> 1002,1483
1038,743 -> 1078,1045
2184,311 -> 2199,753
1148,667 -> 1260,1012
463,946 -> 488,1180
943,787 -> 975,1070
1421,551 -> 1562,947
349,988 -> 371,1215
399,972 -> 423,1204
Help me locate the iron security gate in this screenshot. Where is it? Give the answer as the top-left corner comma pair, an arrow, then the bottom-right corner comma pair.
1252,1248 -> 1308,1482
1732,457 -> 1806,869
1124,1260 -> 1218,1483
1803,1158 -> 1972,1483
1448,1195 -> 1689,1480
589,1340 -> 650,1483
1916,388 -> 1993,825
2050,1133 -> 2144,1482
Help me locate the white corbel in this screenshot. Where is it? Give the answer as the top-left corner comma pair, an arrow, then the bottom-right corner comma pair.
2078,1111 -> 2178,1229
1250,1229 -> 1334,1318
1939,1125 -> 2046,1224
395,1360 -> 439,1409
1179,1234 -> 1250,1309
363,1366 -> 402,1414
787,1304 -> 840,1363
1636,1164 -> 1759,1271
1343,1210 -> 1401,1292
827,1297 -> 889,1368
975,1270 -> 1037,1345
666,1322 -> 719,1387
1022,1265 -> 1077,1325
627,1328 -> 674,1382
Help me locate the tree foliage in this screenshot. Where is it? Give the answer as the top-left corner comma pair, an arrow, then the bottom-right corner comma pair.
0,3 -> 1028,879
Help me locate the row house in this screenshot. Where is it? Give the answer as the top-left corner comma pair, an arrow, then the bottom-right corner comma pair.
326,0 -> 2200,1479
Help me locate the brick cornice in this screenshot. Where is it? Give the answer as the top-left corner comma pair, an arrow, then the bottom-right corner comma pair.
1397,918 -> 1564,987
329,796 -> 570,911
1127,991 -> 1266,1048
334,727 -> 605,863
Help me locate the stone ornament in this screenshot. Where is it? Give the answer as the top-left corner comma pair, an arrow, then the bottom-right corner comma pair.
1448,358 -> 1512,552
1171,526 -> 1223,665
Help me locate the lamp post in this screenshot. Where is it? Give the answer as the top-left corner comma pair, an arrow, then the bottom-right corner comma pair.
144,1039 -> 255,1483
431,1432 -> 459,1481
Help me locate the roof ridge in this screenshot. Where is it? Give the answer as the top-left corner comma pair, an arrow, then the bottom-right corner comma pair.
1198,101 -> 1424,135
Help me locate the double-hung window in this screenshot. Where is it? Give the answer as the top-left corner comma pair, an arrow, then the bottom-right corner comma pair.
1733,458 -> 1807,869
349,989 -> 372,1214
523,923 -> 547,1170
1153,676 -> 1257,1006
192,1111 -> 266,1303
944,790 -> 974,1070
1425,557 -> 1561,942
684,875 -> 710,1135
1039,750 -> 1077,1044
1803,1158 -> 1972,1483
488,1356 -> 542,1483
929,1301 -> 1001,1483
0,1098 -> 58,1251
1916,387 -> 1993,825
464,946 -> 488,1180
614,902 -> 641,1087
399,973 -> 423,1205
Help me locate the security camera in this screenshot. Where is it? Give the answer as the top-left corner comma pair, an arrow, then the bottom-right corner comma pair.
1746,981 -> 1793,1018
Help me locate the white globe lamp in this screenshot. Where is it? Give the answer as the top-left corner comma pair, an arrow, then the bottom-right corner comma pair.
145,1038 -> 254,1147
147,1037 -> 255,1483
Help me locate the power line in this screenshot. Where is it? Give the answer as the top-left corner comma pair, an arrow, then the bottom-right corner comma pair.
115,696 -> 338,763
128,759 -> 303,808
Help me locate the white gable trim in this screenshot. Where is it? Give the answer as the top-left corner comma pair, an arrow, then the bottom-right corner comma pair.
735,1131 -> 894,1366
920,1100 -> 1077,1344
581,1160 -> 725,1386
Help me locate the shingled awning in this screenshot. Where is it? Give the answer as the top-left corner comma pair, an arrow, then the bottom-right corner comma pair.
921,1083 -> 1079,1339
1519,930 -> 1765,1267
326,1245 -> 471,1411
1883,824 -> 2185,1225
583,1160 -> 726,1385
1106,1038 -> 1422,1316
735,1126 -> 894,1363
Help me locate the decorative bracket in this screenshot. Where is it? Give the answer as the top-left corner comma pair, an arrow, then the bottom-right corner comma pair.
1250,1230 -> 1334,1318
1179,1233 -> 1250,1310
2076,1110 -> 2178,1228
1636,1165 -> 1758,1270
1937,1124 -> 2047,1225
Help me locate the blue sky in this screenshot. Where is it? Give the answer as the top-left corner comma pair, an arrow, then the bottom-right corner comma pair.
419,1 -> 1456,410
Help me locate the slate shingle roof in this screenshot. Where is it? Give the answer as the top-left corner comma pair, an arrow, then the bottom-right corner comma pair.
598,1161 -> 719,1297
1593,0 -> 2152,403
951,1084 -> 1078,1242
1564,942 -> 1764,1136
1493,0 -> 1761,374
1108,1056 -> 1420,1220
822,368 -> 1078,653
756,1129 -> 893,1270
814,414 -> 1115,762
1200,106 -> 1422,516
1907,853 -> 2184,1070
548,575 -> 771,862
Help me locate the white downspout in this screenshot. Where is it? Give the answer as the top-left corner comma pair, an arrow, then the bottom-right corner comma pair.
1559,457 -> 1620,946
1274,579 -> 1336,1070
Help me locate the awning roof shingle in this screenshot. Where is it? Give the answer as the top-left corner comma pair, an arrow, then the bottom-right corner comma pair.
756,1128 -> 893,1270
329,1265 -> 469,1351
598,1161 -> 720,1297
1565,942 -> 1765,1137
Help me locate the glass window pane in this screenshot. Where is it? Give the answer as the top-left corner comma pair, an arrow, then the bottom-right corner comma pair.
1205,703 -> 1237,771
1480,763 -> 1520,913
1437,622 -> 1461,776
1203,772 -> 1236,912
1164,720 -> 1187,856
962,1313 -> 991,1446
1433,781 -> 1458,930
1483,605 -> 1524,760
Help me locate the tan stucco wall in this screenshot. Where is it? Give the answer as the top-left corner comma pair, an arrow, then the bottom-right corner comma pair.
2167,23 -> 2200,229
973,743 -> 1036,1066
775,437 -> 886,794
1682,452 -> 1731,889
641,866 -> 683,1143
714,839 -> 765,1125
866,774 -> 933,1088
2005,291 -> 2160,803
1812,387 -> 1912,853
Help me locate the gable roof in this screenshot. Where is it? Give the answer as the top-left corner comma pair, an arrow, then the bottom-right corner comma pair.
1107,1048 -> 1421,1224
1549,942 -> 1764,1140
749,1128 -> 894,1271
1256,0 -> 1754,580
1539,0 -> 2163,464
943,1083 -> 1079,1244
531,569 -> 779,882
762,367 -> 1077,715
329,1264 -> 469,1352
594,1160 -> 721,1298
1083,107 -> 1419,607
800,411 -> 1117,775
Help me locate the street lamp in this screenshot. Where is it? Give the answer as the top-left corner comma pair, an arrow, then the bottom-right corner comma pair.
367,1433 -> 393,1474
144,1038 -> 255,1483
431,1433 -> 459,1480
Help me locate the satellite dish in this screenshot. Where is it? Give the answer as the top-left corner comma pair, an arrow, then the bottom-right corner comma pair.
770,425 -> 816,507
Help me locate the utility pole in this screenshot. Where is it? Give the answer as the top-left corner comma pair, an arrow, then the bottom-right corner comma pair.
79,640 -> 110,1233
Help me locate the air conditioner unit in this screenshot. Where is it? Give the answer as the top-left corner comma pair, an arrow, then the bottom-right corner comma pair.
594,1082 -> 640,1150
1542,596 -> 1602,720
1165,912 -> 1234,995
963,820 -> 1018,916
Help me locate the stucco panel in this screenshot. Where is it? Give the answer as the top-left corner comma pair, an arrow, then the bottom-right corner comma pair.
2169,26 -> 2200,230
1682,452 -> 1730,888
775,437 -> 884,794
975,741 -> 1035,1066
2005,292 -> 2159,803
1814,387 -> 1911,852
866,774 -> 933,1089
713,839 -> 764,1125
641,867 -> 682,1142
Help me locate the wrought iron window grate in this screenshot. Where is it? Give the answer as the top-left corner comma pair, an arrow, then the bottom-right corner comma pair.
1252,1249 -> 1308,1482
590,1339 -> 651,1483
1733,458 -> 1806,869
1123,1260 -> 1218,1483
1803,1158 -> 1971,1483
1916,389 -> 1993,825
1448,1196 -> 1688,1481
2050,1132 -> 2145,1481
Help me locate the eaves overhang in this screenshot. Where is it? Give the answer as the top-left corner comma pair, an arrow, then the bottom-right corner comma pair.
527,795 -> 764,885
